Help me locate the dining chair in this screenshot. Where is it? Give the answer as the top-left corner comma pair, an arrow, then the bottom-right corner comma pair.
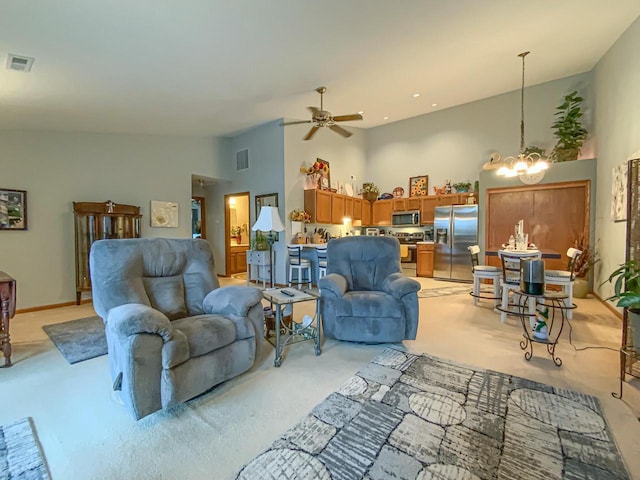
498,251 -> 541,323
287,245 -> 312,288
315,246 -> 328,279
544,247 -> 582,319
467,245 -> 501,307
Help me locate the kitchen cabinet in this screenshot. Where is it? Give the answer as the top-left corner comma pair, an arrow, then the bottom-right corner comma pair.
73,200 -> 141,305
304,189 -> 332,224
393,198 -> 421,212
416,244 -> 434,277
372,199 -> 394,226
436,194 -> 461,206
420,197 -> 438,224
362,200 -> 372,225
344,197 -> 354,220
331,194 -> 346,224
352,198 -> 362,221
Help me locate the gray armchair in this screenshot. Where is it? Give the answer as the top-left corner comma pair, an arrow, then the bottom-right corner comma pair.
90,238 -> 264,420
318,236 -> 420,343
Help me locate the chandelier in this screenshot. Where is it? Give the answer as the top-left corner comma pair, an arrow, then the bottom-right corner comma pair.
496,51 -> 548,177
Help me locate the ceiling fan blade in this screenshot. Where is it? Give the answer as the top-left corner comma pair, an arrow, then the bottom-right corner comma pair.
303,125 -> 320,140
332,113 -> 363,122
329,124 -> 352,138
280,120 -> 312,126
307,106 -> 320,115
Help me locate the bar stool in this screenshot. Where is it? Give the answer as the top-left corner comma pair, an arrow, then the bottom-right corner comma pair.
544,247 -> 582,320
316,246 -> 328,279
287,246 -> 312,288
467,245 -> 501,307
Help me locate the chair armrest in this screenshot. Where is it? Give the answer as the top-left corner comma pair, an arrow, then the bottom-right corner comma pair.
202,286 -> 263,317
382,273 -> 421,299
106,303 -> 173,342
318,273 -> 348,298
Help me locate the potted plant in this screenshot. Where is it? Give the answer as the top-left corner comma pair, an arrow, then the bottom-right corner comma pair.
572,246 -> 599,298
604,260 -> 640,352
252,231 -> 268,251
551,91 -> 588,162
452,181 -> 471,193
362,183 -> 380,202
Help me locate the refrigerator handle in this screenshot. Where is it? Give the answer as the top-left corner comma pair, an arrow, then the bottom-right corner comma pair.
450,211 -> 454,249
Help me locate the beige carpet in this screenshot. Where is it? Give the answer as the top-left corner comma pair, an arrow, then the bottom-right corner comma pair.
1,276 -> 639,480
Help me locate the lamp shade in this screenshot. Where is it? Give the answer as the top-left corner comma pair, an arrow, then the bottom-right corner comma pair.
251,206 -> 285,232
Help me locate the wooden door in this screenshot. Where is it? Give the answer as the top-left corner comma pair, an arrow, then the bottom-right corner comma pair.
331,194 -> 346,224
486,181 -> 590,271
362,200 -> 372,225
344,197 -> 354,219
352,198 -> 363,221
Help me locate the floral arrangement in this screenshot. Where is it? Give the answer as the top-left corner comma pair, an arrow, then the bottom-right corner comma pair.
362,183 -> 380,194
300,160 -> 329,175
230,226 -> 242,237
288,208 -> 311,223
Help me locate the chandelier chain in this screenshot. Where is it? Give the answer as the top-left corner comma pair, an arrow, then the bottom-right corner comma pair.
518,51 -> 530,153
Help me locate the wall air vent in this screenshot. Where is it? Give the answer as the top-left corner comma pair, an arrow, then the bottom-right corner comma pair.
6,54 -> 35,72
236,149 -> 249,171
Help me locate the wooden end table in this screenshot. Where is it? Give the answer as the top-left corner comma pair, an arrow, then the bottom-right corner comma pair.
0,271 -> 16,367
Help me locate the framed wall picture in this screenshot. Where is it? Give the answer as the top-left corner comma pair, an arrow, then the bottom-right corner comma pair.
0,188 -> 27,230
255,193 -> 278,217
151,200 -> 179,228
611,163 -> 628,222
409,175 -> 429,197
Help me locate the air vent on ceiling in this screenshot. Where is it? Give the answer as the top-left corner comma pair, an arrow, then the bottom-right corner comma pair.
6,54 -> 35,72
236,149 -> 249,171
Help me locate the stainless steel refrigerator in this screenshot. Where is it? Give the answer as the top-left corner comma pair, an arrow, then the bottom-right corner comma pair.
434,205 -> 478,282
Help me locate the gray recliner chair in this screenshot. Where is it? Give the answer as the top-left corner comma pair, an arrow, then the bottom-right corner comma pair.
90,238 -> 264,420
318,236 -> 420,343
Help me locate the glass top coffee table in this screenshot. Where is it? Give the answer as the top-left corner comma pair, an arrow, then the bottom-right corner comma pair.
262,287 -> 322,367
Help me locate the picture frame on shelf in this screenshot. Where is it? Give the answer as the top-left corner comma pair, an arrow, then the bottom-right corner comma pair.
255,193 -> 278,217
0,188 -> 27,230
409,175 -> 429,197
315,158 -> 331,190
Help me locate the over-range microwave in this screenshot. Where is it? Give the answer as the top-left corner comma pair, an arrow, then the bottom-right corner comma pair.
392,210 -> 420,226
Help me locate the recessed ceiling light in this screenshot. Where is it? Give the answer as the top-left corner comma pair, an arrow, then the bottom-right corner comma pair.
383,116 -> 389,120
431,103 -> 438,107
412,93 -> 421,98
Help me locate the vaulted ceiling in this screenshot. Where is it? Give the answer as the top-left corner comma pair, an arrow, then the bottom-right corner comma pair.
1,0 -> 639,136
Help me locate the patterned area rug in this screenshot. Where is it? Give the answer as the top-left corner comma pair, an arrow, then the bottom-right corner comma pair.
417,285 -> 473,298
0,417 -> 50,479
235,348 -> 630,479
43,316 -> 107,364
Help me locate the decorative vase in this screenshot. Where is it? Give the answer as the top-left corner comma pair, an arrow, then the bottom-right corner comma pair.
291,221 -> 303,236
573,278 -> 588,299
363,192 -> 378,202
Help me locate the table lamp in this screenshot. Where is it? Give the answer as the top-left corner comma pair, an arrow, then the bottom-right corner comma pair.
251,206 -> 285,288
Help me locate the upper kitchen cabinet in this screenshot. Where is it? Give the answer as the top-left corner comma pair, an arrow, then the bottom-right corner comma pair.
331,194 -> 346,224
304,189 -> 332,224
420,197 -> 438,224
393,198 -> 421,212
372,199 -> 394,226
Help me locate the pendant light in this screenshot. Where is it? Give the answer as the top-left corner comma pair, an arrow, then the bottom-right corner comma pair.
496,51 -> 549,177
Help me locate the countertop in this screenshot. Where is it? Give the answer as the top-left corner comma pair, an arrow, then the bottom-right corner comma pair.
416,241 -> 434,245
287,243 -> 328,248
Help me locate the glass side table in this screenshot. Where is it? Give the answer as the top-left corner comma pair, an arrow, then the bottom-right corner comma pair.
514,290 -> 574,367
262,287 -> 321,367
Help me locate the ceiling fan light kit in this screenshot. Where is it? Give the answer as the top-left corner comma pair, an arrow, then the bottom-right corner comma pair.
281,86 -> 363,140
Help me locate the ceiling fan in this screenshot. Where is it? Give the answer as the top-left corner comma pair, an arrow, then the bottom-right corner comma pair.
281,86 -> 363,140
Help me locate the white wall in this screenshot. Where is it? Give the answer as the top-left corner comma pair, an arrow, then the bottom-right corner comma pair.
0,130 -> 224,308
593,16 -> 640,301
366,73 -> 593,196
208,121 -> 286,281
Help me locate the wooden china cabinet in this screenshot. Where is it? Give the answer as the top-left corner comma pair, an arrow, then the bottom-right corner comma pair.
73,200 -> 142,304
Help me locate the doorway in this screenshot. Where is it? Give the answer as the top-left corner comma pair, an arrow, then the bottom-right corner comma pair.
191,196 -> 206,239
224,192 -> 250,276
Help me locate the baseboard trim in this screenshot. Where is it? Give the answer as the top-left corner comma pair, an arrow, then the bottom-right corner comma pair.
17,298 -> 92,314
591,291 -> 623,320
